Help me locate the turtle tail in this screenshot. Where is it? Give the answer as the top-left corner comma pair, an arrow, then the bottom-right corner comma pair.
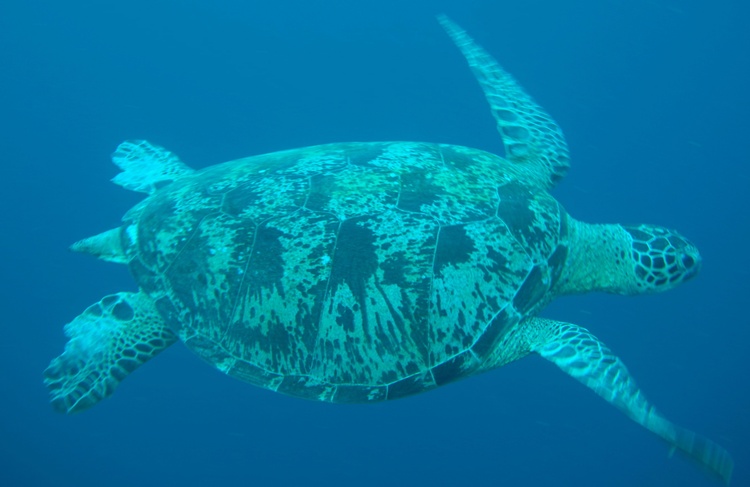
44,292 -> 177,413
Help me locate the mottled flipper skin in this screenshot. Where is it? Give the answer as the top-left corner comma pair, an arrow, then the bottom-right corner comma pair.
438,15 -> 570,188
44,292 -> 176,413
111,140 -> 194,194
529,318 -> 733,484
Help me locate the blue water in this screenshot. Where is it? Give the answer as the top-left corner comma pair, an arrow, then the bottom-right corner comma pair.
1,1 -> 747,486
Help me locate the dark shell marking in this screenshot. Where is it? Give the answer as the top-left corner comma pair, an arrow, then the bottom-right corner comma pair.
124,141 -> 568,402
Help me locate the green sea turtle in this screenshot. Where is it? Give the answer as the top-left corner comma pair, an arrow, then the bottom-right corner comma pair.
45,16 -> 732,483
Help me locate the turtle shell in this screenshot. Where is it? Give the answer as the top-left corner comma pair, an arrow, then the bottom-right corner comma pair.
124,141 -> 568,402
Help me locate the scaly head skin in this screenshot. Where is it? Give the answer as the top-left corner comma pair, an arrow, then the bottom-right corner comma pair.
554,216 -> 702,296
622,223 -> 701,293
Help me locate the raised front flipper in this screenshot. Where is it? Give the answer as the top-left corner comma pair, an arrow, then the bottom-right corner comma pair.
529,317 -> 733,484
438,16 -> 570,189
44,292 -> 177,413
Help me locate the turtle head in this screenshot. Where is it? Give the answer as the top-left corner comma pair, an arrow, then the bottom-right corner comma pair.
554,219 -> 701,296
622,224 -> 701,293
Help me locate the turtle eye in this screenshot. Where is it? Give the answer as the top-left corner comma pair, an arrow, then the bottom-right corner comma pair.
681,254 -> 696,270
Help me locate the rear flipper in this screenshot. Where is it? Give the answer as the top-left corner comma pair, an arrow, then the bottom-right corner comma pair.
529,317 -> 733,485
44,292 -> 177,413
111,140 -> 193,194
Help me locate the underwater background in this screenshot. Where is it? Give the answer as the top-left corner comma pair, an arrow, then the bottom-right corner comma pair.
1,0 -> 748,486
